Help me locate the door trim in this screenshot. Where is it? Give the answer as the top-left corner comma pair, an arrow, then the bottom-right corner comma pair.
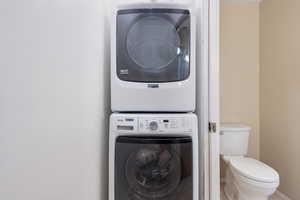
208,0 -> 220,199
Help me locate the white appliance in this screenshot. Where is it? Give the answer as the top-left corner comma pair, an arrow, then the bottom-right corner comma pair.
220,124 -> 280,200
111,3 -> 196,112
109,113 -> 198,200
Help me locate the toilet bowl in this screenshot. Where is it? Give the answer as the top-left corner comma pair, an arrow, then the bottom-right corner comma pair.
220,124 -> 280,200
223,156 -> 279,200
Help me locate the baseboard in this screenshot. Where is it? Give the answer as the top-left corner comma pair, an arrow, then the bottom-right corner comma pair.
275,190 -> 291,200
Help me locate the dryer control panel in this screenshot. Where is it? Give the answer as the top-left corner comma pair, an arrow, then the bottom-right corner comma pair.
113,115 -> 194,134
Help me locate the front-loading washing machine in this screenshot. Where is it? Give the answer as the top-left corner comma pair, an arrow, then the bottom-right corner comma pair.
109,113 -> 198,200
111,4 -> 196,112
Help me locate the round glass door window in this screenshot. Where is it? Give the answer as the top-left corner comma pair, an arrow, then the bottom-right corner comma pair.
114,136 -> 193,200
117,9 -> 190,82
126,16 -> 180,72
125,146 -> 181,199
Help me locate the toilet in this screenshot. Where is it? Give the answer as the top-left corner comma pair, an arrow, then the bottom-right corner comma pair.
220,124 -> 280,200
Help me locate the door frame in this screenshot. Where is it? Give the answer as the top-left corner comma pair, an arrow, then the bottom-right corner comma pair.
208,0 -> 220,199
195,0 -> 219,199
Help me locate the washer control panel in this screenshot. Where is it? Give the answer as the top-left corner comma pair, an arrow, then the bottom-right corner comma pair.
114,116 -> 138,133
138,117 -> 193,133
113,115 -> 194,134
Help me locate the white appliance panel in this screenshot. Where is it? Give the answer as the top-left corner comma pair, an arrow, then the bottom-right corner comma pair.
109,113 -> 199,200
111,3 -> 196,112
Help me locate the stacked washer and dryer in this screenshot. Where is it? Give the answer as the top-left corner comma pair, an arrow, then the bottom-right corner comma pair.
109,3 -> 200,200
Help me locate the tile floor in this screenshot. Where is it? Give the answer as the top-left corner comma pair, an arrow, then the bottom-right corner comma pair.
269,193 -> 286,200
220,183 -> 284,200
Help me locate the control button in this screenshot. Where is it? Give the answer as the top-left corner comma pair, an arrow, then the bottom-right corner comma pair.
149,121 -> 158,131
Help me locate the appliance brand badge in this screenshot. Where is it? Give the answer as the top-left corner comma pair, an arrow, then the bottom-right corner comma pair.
147,84 -> 159,88
120,69 -> 128,75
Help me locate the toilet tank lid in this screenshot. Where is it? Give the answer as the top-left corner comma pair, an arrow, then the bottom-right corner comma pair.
230,157 -> 280,183
220,123 -> 251,132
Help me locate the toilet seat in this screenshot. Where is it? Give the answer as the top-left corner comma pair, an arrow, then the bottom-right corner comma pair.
230,157 -> 279,184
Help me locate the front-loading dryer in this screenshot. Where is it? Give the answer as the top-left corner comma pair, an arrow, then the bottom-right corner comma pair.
109,113 -> 198,200
111,4 -> 196,112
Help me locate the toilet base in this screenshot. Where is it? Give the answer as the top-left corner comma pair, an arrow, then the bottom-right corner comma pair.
224,168 -> 277,200
224,168 -> 240,200
224,182 -> 238,200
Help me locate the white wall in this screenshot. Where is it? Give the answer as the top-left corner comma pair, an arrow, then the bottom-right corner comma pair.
220,0 -> 260,160
260,0 -> 300,198
219,1 -> 260,180
0,1 -> 109,200
0,1 -> 209,200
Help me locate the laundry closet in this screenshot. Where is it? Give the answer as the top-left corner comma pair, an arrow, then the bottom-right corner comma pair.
1,0 -> 296,199
106,0 -> 220,200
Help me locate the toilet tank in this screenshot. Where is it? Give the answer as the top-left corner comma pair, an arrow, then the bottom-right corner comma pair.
220,124 -> 251,156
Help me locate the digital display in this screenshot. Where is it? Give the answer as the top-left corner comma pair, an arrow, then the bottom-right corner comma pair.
117,125 -> 134,131
125,118 -> 134,121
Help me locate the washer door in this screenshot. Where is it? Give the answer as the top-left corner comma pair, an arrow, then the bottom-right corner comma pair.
115,136 -> 193,200
116,9 -> 190,82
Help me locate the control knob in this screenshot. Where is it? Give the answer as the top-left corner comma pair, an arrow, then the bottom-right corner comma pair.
149,121 -> 158,131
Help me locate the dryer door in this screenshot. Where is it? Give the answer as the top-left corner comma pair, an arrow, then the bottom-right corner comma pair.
115,136 -> 193,200
116,9 -> 190,82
